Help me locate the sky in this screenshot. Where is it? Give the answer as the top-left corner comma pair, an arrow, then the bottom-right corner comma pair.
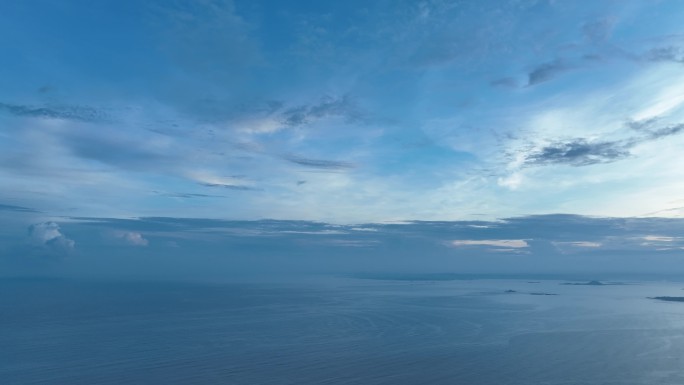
2,0 -> 684,278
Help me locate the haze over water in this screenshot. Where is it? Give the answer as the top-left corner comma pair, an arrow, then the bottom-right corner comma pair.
3,276 -> 684,385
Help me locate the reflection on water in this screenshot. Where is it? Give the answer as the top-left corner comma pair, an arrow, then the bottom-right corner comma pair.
2,277 -> 684,384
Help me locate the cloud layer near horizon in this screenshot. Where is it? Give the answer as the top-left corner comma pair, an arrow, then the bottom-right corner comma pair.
3,208 -> 684,279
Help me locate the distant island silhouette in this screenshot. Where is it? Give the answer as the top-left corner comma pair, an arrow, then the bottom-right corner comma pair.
649,297 -> 684,302
561,280 -> 629,286
504,290 -> 557,296
561,280 -> 605,286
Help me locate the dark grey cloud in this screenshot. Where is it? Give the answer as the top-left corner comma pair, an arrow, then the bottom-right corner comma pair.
523,121 -> 684,167
646,123 -> 684,140
525,139 -> 629,166
643,46 -> 684,63
626,119 -> 684,140
527,60 -> 570,86
0,204 -> 38,213
626,117 -> 660,131
283,154 -> 356,170
519,37 -> 682,88
0,102 -> 110,123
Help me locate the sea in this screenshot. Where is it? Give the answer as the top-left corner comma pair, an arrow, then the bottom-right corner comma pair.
2,276 -> 684,384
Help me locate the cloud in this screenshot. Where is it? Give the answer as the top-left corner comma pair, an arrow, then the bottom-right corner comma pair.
200,183 -> 256,191
568,241 -> 602,248
229,96 -> 363,135
643,46 -> 684,63
527,60 -> 571,86
517,120 -> 684,168
626,119 -> 684,140
153,191 -> 224,198
552,240 -> 602,254
189,172 -> 257,191
280,95 -> 362,127
449,239 -> 529,248
626,117 -> 660,131
113,231 -> 149,246
0,102 -> 110,123
555,241 -> 602,248
27,222 -> 75,253
283,154 -> 356,170
524,139 -> 629,166
645,123 -> 684,140
497,172 -> 524,190
0,203 -> 38,213
7,214 -> 684,278
643,235 -> 676,242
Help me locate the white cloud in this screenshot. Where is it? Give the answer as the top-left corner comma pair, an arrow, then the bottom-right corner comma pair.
497,172 -> 524,190
350,227 -> 378,232
449,239 -> 529,248
234,117 -> 283,134
643,235 -> 676,242
279,230 -> 347,235
184,171 -> 255,190
28,222 -> 75,252
554,241 -> 602,248
113,231 -> 149,246
568,241 -> 602,248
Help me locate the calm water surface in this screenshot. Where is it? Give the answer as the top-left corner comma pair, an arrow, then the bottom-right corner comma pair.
2,277 -> 684,384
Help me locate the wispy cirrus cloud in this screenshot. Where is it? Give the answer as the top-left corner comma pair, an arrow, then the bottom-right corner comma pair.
280,96 -> 362,127
449,239 -> 529,248
0,102 -> 111,123
200,183 -> 257,191
0,203 -> 39,213
283,154 -> 356,170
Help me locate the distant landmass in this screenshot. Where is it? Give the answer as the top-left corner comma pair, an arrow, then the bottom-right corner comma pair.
504,290 -> 557,296
561,280 -> 605,286
561,280 -> 630,286
649,296 -> 684,302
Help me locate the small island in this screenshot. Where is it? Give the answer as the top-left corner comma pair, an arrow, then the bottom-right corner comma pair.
649,296 -> 684,302
561,280 -> 605,286
504,290 -> 557,296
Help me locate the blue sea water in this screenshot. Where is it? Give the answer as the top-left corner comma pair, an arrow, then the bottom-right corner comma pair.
2,277 -> 684,384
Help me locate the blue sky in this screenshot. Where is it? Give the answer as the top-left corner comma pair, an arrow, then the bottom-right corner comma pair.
2,0 -> 684,277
